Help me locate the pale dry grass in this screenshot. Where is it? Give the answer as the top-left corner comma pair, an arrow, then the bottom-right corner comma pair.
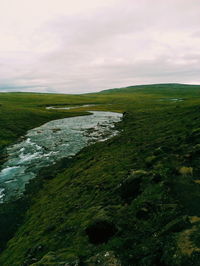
177,216 -> 200,255
178,166 -> 193,176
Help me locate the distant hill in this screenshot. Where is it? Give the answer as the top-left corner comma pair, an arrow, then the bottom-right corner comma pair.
99,83 -> 200,94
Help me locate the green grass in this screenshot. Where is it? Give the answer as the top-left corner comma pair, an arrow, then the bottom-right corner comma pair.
1,84 -> 200,265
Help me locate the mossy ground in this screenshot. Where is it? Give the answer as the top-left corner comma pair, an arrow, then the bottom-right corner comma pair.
1,84 -> 200,265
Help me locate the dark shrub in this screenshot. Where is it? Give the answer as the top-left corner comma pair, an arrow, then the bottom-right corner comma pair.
120,176 -> 141,203
86,219 -> 117,244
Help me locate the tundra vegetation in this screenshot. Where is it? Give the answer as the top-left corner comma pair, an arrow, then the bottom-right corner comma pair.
1,84 -> 200,265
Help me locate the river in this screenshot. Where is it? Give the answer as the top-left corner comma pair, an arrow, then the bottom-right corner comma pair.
0,110 -> 122,202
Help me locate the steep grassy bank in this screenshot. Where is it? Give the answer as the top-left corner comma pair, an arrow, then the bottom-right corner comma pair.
1,84 -> 200,265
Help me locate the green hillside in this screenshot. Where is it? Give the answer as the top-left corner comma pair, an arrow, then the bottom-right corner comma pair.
1,84 -> 200,265
99,83 -> 200,97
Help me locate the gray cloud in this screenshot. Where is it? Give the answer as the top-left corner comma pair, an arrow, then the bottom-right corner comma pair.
1,0 -> 200,93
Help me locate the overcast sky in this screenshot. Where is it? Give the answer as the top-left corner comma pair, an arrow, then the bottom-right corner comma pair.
0,0 -> 200,93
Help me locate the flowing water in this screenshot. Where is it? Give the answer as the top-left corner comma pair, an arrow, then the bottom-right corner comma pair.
0,111 -> 122,202
46,104 -> 96,110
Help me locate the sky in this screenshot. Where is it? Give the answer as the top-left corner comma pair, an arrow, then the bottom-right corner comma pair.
1,0 -> 200,94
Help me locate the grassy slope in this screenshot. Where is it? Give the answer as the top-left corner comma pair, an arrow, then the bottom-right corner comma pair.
1,84 -> 200,265
99,83 -> 200,96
